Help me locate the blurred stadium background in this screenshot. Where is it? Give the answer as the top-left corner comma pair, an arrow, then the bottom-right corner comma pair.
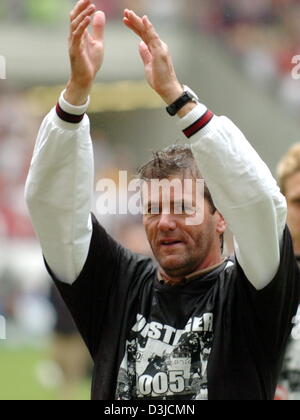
1,0 -> 300,400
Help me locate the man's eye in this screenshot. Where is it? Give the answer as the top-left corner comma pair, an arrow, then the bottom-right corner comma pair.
184,207 -> 195,214
173,204 -> 194,215
148,206 -> 160,214
174,202 -> 188,213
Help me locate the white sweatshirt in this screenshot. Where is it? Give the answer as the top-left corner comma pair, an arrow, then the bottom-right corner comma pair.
25,91 -> 287,290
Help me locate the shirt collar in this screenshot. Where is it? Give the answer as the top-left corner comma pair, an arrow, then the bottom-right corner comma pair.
157,259 -> 226,285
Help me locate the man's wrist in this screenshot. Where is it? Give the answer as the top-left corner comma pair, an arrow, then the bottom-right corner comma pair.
65,80 -> 92,106
164,84 -> 199,118
176,102 -> 198,119
61,88 -> 89,111
160,83 -> 184,106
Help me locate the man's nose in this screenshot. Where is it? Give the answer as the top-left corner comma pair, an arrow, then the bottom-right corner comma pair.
157,213 -> 177,231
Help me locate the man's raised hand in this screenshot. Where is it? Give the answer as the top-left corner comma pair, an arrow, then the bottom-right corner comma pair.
123,10 -> 183,105
65,0 -> 105,105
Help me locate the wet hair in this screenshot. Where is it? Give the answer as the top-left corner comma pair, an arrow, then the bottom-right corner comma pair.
277,143 -> 300,196
137,144 -> 217,214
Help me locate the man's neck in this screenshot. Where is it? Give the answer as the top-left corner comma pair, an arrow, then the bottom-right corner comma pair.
159,255 -> 224,286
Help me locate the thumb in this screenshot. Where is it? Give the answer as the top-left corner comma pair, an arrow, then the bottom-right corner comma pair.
139,41 -> 152,66
93,11 -> 106,41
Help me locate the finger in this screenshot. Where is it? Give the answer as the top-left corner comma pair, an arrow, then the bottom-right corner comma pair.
73,16 -> 91,44
125,10 -> 145,34
70,0 -> 91,22
123,17 -> 144,40
124,9 -> 130,19
139,41 -> 152,66
124,11 -> 162,49
123,12 -> 150,47
71,3 -> 96,33
142,15 -> 162,48
92,11 -> 106,41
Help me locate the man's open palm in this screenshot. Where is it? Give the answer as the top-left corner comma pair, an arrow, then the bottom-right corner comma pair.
69,0 -> 105,89
123,9 -> 182,104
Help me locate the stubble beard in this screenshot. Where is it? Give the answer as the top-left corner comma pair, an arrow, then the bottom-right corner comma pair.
154,241 -> 209,280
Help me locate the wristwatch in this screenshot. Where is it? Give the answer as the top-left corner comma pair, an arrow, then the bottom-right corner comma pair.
166,85 -> 199,116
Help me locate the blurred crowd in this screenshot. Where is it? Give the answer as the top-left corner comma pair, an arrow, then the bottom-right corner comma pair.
0,0 -> 183,23
0,95 -> 34,239
191,0 -> 300,114
1,0 -> 300,110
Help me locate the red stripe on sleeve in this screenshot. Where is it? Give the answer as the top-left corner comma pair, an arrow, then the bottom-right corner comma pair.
183,110 -> 214,138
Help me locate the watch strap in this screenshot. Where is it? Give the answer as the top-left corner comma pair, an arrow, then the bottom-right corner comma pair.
166,86 -> 199,116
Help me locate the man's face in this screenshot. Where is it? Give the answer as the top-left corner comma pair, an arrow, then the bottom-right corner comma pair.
142,176 -> 226,280
285,171 -> 300,250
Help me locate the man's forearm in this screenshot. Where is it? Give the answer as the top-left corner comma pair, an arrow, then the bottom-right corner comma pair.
177,103 -> 287,290
25,92 -> 93,285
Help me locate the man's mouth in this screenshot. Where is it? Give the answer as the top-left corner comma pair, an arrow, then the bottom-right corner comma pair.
159,240 -> 184,247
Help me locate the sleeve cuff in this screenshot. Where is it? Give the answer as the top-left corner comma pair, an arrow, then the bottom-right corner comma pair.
59,89 -> 90,115
177,103 -> 214,139
55,90 -> 90,124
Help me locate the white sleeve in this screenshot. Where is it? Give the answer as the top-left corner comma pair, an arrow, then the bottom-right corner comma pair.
25,92 -> 94,285
178,104 -> 287,291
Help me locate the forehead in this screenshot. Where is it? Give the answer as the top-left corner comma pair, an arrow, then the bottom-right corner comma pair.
141,176 -> 203,204
285,171 -> 300,200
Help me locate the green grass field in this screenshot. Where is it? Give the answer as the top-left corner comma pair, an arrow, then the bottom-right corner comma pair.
0,346 -> 90,400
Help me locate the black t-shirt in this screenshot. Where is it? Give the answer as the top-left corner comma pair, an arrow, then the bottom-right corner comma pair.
49,284 -> 78,336
46,214 -> 300,400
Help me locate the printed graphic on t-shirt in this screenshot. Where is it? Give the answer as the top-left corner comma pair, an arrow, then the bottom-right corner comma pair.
116,313 -> 213,400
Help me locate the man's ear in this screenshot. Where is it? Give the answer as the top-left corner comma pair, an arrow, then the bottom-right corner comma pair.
215,212 -> 227,235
